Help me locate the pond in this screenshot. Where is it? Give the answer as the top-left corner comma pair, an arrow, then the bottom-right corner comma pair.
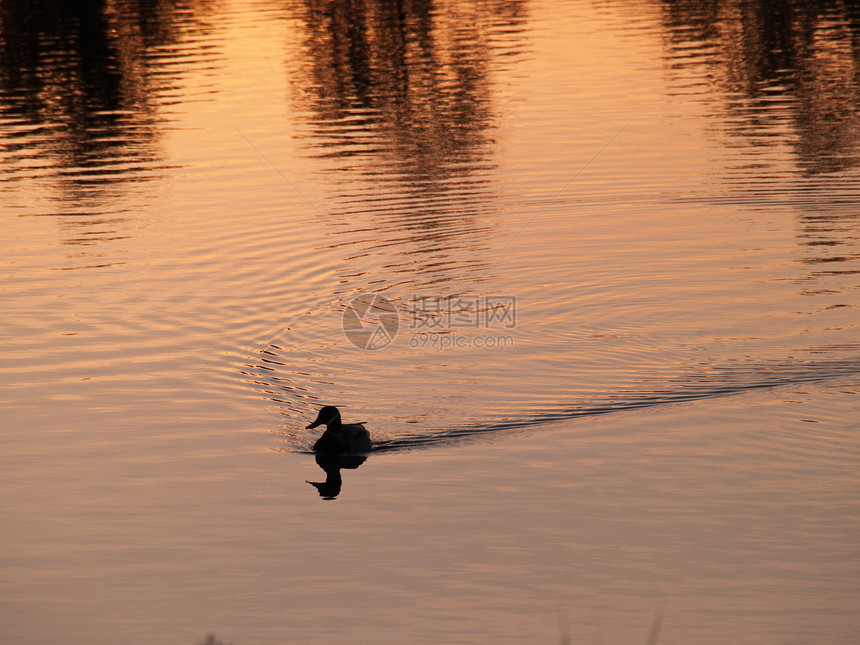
1,1 -> 859,643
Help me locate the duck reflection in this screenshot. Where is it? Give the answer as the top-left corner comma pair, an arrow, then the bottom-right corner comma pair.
307,452 -> 368,500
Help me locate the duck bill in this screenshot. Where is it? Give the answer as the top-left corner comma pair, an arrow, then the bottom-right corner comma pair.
306,417 -> 323,429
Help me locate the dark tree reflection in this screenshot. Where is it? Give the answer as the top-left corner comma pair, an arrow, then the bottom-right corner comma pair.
657,0 -> 860,175
290,0 -> 527,175
655,0 -> 860,286
285,0 -> 529,284
0,0 -> 216,200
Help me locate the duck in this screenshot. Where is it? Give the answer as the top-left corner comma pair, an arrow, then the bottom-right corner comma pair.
306,405 -> 372,454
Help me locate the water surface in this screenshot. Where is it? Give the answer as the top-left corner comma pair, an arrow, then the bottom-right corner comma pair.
2,1 -> 859,643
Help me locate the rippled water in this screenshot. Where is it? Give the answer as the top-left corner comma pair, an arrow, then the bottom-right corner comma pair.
2,1 -> 859,643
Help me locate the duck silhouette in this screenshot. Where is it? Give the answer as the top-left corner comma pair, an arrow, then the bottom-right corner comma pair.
306,405 -> 372,454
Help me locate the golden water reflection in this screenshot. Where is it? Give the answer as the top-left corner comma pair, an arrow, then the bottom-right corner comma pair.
1,1 -> 860,643
0,1 -> 219,191
289,0 -> 526,171
282,0 -> 530,287
657,0 -> 860,174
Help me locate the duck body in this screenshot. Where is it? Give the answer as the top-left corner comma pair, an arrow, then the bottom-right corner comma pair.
307,405 -> 372,454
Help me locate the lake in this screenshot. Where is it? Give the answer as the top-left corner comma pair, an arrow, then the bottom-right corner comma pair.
1,0 -> 859,643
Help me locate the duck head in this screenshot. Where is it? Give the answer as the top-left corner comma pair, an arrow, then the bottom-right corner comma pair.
306,405 -> 341,430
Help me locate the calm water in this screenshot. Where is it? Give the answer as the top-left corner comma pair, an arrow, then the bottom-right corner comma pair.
2,0 -> 860,643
